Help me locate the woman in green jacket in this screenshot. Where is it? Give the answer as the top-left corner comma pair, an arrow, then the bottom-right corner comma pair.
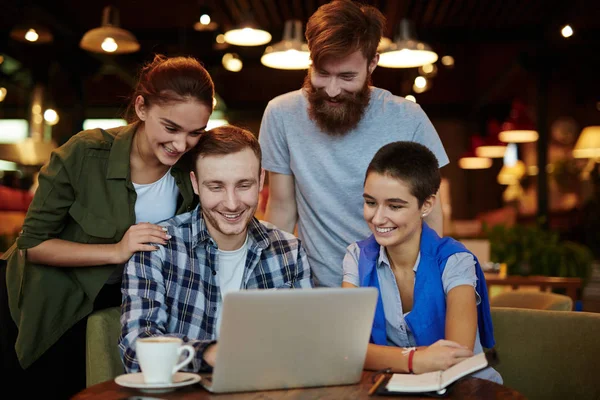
0,54 -> 215,398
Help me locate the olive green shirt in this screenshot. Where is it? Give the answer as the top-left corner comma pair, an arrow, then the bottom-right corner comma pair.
1,123 -> 197,368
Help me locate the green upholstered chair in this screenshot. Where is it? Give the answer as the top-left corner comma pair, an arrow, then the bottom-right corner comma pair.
490,290 -> 573,311
491,307 -> 600,400
85,306 -> 124,387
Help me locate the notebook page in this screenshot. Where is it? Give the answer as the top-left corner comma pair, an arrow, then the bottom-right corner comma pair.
386,370 -> 443,392
440,352 -> 488,387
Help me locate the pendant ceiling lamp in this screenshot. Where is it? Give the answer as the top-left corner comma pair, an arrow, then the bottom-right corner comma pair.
458,137 -> 493,170
223,12 -> 271,46
378,19 -> 438,68
80,6 -> 140,54
499,100 -> 539,143
573,126 -> 600,159
475,119 -> 507,158
261,20 -> 310,70
10,24 -> 53,44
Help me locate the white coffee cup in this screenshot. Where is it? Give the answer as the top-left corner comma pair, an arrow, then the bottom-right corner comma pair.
136,337 -> 195,384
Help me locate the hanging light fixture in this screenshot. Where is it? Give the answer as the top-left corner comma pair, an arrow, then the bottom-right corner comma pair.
10,24 -> 53,44
223,11 -> 271,46
458,136 -> 493,170
475,119 -> 507,158
261,20 -> 310,70
193,8 -> 218,32
80,6 -> 140,54
222,53 -> 243,72
499,99 -> 539,143
378,19 -> 438,68
573,126 -> 600,159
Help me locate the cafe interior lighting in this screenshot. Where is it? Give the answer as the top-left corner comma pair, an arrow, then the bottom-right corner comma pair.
475,119 -> 507,158
223,13 -> 271,47
43,109 -> 59,126
405,95 -> 416,103
499,100 -> 539,143
458,151 -> 492,169
418,63 -> 438,77
10,25 -> 53,44
80,6 -> 140,54
222,53 -> 243,72
441,55 -> 455,67
573,126 -> 600,159
561,25 -> 574,38
378,19 -> 438,68
261,20 -> 310,70
0,87 -> 7,102
194,13 -> 218,31
458,137 -> 492,170
497,160 -> 526,185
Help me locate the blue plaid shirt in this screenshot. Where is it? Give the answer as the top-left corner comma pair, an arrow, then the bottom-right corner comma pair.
119,205 -> 312,373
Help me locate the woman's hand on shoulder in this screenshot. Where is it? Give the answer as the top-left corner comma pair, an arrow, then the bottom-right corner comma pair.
412,339 -> 473,374
112,223 -> 171,264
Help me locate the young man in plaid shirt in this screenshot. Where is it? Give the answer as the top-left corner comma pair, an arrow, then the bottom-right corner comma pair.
119,125 -> 312,372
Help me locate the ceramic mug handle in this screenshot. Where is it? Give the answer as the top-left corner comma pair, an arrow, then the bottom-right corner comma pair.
172,344 -> 195,374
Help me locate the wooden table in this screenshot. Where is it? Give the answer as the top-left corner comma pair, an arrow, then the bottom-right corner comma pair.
72,371 -> 525,399
484,273 -> 582,304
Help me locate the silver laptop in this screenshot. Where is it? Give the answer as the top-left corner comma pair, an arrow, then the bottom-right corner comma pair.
200,287 -> 378,393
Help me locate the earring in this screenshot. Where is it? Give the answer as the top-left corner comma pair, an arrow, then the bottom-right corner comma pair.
421,213 -> 426,218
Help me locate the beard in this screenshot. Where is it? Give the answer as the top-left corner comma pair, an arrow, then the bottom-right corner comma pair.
303,73 -> 371,137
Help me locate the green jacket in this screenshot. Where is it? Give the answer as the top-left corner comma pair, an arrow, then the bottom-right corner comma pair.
1,123 -> 197,368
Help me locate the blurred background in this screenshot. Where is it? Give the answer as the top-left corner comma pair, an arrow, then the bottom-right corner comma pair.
1,0 -> 600,307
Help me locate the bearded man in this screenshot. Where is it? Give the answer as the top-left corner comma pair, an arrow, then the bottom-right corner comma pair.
258,0 -> 449,287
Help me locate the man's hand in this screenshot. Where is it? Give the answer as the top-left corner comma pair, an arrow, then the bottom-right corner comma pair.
203,343 -> 218,367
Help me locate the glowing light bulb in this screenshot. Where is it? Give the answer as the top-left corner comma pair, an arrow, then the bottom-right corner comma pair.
561,25 -> 573,38
25,29 -> 39,42
101,37 -> 118,53
200,14 -> 211,25
44,109 -> 60,125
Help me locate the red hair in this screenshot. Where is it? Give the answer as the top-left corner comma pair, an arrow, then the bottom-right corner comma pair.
306,0 -> 385,68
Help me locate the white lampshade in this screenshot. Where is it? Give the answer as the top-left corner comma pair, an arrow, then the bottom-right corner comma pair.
378,19 -> 438,68
224,26 -> 271,46
573,126 -> 600,159
80,6 -> 140,54
458,155 -> 493,170
261,20 -> 310,70
499,100 -> 538,143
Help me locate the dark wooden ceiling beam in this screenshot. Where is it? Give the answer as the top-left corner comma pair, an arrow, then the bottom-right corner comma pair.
239,0 -> 269,29
291,0 -> 305,22
263,0 -> 282,29
432,0 -> 453,26
422,0 -> 442,27
224,0 -> 243,25
277,0 -> 293,22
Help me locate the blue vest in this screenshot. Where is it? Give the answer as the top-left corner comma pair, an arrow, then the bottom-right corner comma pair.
357,223 -> 495,348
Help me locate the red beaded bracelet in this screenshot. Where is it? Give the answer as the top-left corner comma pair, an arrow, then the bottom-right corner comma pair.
408,349 -> 416,374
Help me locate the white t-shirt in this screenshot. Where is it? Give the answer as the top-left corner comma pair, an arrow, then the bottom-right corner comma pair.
106,169 -> 179,284
215,235 -> 249,337
132,168 -> 178,224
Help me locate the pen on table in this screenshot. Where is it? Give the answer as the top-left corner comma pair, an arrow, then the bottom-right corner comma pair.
368,373 -> 386,396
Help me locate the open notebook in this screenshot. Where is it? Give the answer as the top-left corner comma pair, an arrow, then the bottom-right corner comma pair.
378,351 -> 494,396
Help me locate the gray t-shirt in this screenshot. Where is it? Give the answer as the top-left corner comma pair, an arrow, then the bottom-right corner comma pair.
342,245 -> 503,384
259,88 -> 449,287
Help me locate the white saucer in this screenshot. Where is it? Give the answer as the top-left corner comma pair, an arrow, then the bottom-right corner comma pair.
115,372 -> 201,393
